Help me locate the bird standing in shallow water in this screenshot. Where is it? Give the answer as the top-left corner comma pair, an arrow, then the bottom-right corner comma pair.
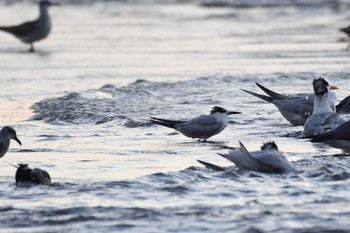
15,164 -> 52,187
151,106 -> 241,141
0,0 -> 58,52
0,126 -> 21,159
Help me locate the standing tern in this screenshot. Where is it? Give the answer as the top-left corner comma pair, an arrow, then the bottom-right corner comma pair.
303,78 -> 345,137
198,141 -> 294,173
242,82 -> 340,126
0,0 -> 59,52
15,164 -> 52,187
150,106 -> 241,140
340,25 -> 350,50
0,126 -> 21,159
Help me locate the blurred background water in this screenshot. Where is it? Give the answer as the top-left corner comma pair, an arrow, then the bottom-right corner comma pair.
0,0 -> 350,232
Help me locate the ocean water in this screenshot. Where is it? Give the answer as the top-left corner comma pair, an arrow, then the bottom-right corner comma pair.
1,1 -> 350,232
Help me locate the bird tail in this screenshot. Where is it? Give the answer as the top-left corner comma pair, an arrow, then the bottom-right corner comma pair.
197,160 -> 225,171
255,82 -> 287,100
241,89 -> 273,103
340,27 -> 348,33
217,152 -> 231,161
150,117 -> 183,129
0,26 -> 14,33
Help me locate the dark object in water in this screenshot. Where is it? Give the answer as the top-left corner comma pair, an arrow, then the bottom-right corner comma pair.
15,164 -> 52,186
0,0 -> 59,52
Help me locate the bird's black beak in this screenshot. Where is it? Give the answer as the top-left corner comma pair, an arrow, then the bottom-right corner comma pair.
228,111 -> 241,115
15,137 -> 22,146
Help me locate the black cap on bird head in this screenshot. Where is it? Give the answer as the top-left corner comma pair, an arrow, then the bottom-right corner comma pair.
261,141 -> 278,151
211,106 -> 227,114
39,0 -> 60,7
210,106 -> 241,115
313,77 -> 329,96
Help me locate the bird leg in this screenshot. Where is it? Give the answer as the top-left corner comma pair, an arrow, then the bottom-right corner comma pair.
29,43 -> 35,52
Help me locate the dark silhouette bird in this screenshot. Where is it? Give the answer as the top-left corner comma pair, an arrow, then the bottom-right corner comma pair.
0,0 -> 59,52
0,126 -> 21,159
15,164 -> 52,187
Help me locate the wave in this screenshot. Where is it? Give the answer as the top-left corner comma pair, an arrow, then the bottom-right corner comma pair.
30,72 -> 350,126
30,77 -> 230,125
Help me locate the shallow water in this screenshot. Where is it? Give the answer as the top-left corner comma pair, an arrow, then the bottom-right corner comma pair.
1,1 -> 350,232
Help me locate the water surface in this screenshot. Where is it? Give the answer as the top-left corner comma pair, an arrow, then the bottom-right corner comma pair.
0,1 -> 350,232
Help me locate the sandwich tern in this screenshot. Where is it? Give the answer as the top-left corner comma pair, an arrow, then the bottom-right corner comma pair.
198,141 -> 294,173
242,82 -> 340,126
151,106 -> 241,140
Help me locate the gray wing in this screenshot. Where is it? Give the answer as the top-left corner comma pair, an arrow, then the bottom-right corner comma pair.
0,138 -> 5,158
273,97 -> 313,126
220,142 -> 276,173
251,151 -> 295,173
255,83 -> 290,100
176,115 -> 224,139
326,120 -> 350,140
0,20 -> 37,37
0,136 -> 9,158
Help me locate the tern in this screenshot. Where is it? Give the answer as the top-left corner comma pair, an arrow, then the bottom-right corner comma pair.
150,106 -> 241,140
198,141 -> 294,173
340,25 -> 350,50
242,82 -> 341,126
15,164 -> 52,187
303,78 -> 345,137
0,126 -> 21,159
0,0 -> 58,52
